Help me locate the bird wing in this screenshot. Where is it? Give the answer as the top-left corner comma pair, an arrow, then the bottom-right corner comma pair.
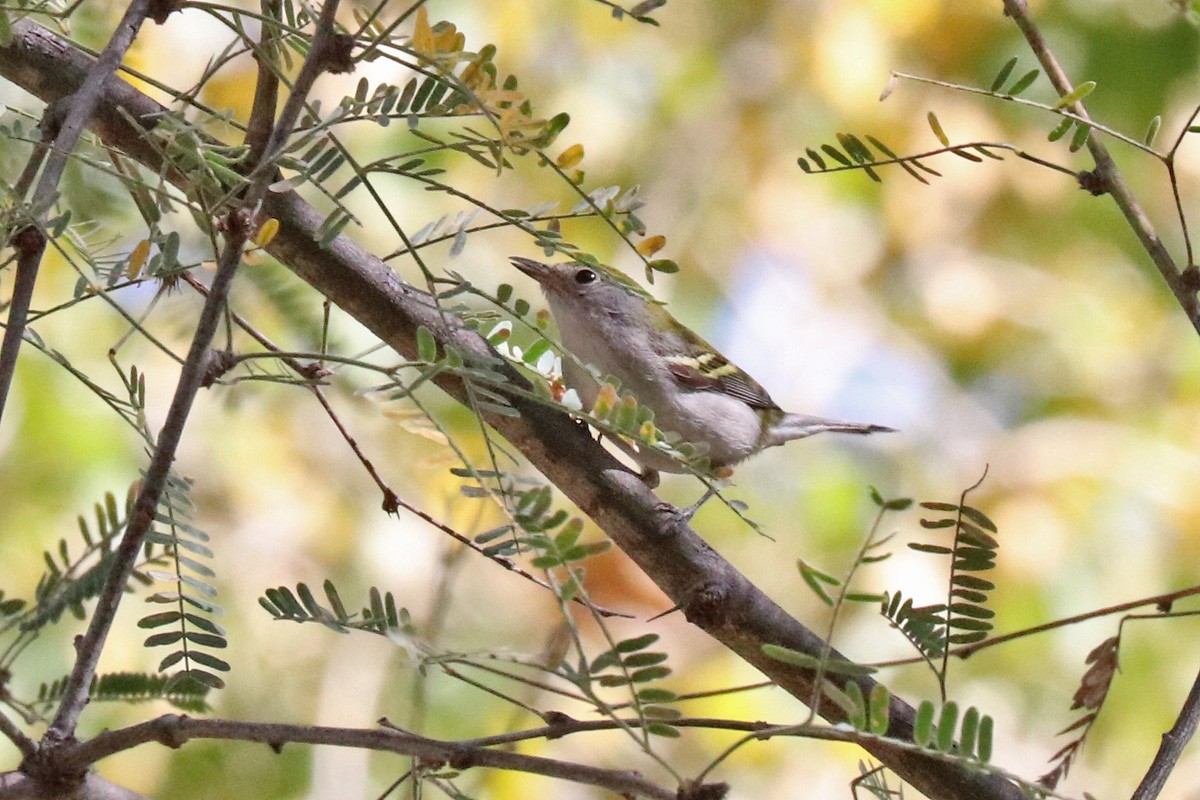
660,316 -> 780,410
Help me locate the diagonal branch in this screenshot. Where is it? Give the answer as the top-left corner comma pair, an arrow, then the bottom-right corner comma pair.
1001,0 -> 1200,336
38,0 -> 345,752
0,0 -> 160,428
0,18 -> 1023,800
1130,663 -> 1200,800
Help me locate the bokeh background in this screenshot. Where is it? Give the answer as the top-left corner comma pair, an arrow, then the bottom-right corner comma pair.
2,0 -> 1200,797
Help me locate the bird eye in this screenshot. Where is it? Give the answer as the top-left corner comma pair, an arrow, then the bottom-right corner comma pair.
574,268 -> 597,285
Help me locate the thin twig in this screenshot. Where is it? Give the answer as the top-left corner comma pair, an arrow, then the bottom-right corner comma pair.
0,707 -> 36,759
869,583 -> 1200,669
67,715 -> 679,800
1130,664 -> 1200,800
0,0 -> 156,428
1001,0 -> 1200,336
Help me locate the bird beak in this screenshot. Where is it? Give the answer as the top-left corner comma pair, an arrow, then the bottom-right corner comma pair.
510,256 -> 551,284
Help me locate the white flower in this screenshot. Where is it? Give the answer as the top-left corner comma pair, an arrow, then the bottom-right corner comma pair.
560,388 -> 583,411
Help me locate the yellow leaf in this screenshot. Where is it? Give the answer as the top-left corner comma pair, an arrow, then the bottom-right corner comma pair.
253,217 -> 280,248
556,144 -> 584,169
636,235 -> 666,257
127,239 -> 151,279
412,6 -> 435,56
398,419 -> 449,446
432,21 -> 459,53
477,89 -> 525,106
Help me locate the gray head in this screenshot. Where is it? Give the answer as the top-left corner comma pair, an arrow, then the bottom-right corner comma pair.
509,257 -> 653,328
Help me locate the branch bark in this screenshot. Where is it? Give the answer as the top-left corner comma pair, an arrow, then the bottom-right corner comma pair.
0,17 -> 1023,800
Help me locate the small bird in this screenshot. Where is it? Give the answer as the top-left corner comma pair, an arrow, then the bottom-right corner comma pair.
511,257 -> 893,491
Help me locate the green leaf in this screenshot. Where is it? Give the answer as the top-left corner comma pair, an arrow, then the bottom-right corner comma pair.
949,603 -> 994,619
144,631 -> 183,647
616,633 -> 659,652
977,714 -> 994,762
960,705 -> 980,758
927,112 -> 948,146
844,680 -> 867,730
629,666 -> 670,683
1054,80 -> 1096,109
959,505 -> 997,532
535,112 -> 572,149
1006,69 -> 1040,96
647,723 -> 680,738
951,574 -> 995,591
416,325 -> 438,362
914,700 -> 935,747
936,701 -> 959,752
183,668 -> 226,689
821,144 -> 852,167
1144,115 -> 1162,147
868,683 -> 891,735
522,338 -> 552,364
623,652 -> 668,668
908,543 -> 952,555
184,632 -> 227,649
760,645 -> 877,677
648,259 -> 679,274
990,57 -> 1018,92
188,651 -> 231,672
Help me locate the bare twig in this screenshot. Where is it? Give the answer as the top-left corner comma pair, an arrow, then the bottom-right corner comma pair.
0,707 -> 35,759
1130,665 -> 1200,800
0,0 -> 158,428
1001,0 -> 1200,336
68,715 -> 680,800
869,583 -> 1200,669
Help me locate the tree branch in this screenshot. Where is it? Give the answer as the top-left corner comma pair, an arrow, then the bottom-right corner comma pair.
1000,0 -> 1200,335
0,0 -> 160,427
1130,664 -> 1200,800
67,715 -> 679,800
0,18 -> 1023,800
37,0 -> 343,754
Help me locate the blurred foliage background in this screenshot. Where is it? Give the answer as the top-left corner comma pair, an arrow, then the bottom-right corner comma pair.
2,0 -> 1200,797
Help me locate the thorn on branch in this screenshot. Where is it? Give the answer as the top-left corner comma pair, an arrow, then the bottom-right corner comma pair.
541,710 -> 576,740
1076,169 -> 1108,196
1180,266 -> 1200,295
381,489 -> 400,515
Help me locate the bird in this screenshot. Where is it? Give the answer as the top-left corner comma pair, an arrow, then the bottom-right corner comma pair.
510,256 -> 893,499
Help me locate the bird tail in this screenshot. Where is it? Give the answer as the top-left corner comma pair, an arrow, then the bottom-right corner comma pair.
765,413 -> 895,448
